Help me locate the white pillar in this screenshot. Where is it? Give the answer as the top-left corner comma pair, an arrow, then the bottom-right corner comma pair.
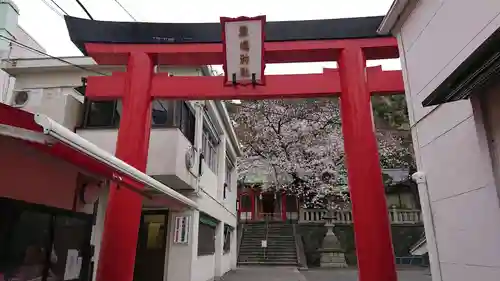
230,226 -> 238,269
90,187 -> 110,281
169,210 -> 197,281
214,222 -> 224,278
412,172 -> 442,281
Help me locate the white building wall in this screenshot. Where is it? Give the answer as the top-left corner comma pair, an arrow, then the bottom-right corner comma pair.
394,0 -> 500,280
0,25 -> 46,103
4,60 -> 239,281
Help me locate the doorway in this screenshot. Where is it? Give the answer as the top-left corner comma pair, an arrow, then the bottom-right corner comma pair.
134,211 -> 168,281
261,193 -> 275,217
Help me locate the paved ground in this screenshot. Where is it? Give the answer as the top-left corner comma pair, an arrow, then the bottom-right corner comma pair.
221,267 -> 307,281
302,267 -> 432,281
221,266 -> 432,281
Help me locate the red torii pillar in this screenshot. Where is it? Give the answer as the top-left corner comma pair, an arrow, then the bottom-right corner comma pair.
85,39 -> 401,281
339,47 -> 397,281
93,52 -> 155,281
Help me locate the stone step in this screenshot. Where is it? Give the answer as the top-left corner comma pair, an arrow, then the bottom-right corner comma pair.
241,238 -> 295,242
238,260 -> 297,264
240,244 -> 296,248
239,244 -> 296,249
240,242 -> 295,246
245,224 -> 293,230
238,257 -> 297,262
244,232 -> 294,233
243,236 -> 294,238
243,235 -> 295,238
239,252 -> 296,257
237,259 -> 297,265
240,244 -> 296,249
242,237 -> 295,240
240,241 -> 296,244
240,241 -> 296,245
239,248 -> 296,253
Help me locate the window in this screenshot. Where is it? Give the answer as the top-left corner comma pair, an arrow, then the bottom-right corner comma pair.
197,214 -> 218,256
224,156 -> 234,200
0,197 -> 93,281
83,100 -> 122,128
151,100 -> 169,127
178,102 -> 195,144
81,100 -> 172,128
223,225 -> 233,254
202,127 -> 218,172
240,194 -> 252,210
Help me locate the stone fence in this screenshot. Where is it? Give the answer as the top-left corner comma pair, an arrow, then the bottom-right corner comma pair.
299,208 -> 422,225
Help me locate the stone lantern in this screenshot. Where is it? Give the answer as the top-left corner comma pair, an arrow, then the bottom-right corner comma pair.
318,193 -> 348,268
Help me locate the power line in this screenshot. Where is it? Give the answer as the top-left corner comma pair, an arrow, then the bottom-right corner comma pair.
74,0 -> 94,20
0,36 -> 183,111
112,0 -> 137,21
49,0 -> 69,15
39,0 -> 65,17
1,35 -> 238,218
0,35 -> 107,76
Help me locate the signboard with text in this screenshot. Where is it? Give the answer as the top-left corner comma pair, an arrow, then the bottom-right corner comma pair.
173,216 -> 190,244
220,16 -> 266,86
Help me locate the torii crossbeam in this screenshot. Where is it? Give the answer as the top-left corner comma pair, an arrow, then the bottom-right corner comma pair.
65,15 -> 405,281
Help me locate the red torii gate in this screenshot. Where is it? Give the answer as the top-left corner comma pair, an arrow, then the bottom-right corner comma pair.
66,16 -> 405,281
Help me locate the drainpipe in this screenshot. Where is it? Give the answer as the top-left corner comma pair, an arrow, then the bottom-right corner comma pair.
412,171 -> 443,280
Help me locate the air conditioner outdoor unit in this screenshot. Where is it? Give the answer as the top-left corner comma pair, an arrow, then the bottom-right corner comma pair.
10,89 -> 43,110
11,90 -> 29,108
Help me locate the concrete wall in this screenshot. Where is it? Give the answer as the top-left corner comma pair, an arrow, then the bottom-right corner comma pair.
78,128 -> 198,190
394,0 -> 500,280
0,25 -> 46,103
166,101 -> 238,281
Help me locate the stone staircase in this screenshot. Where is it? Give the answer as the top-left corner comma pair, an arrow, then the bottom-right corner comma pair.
238,222 -> 298,266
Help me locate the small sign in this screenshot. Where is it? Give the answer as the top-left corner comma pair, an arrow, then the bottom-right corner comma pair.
261,240 -> 267,248
174,216 -> 190,244
63,249 -> 82,280
220,16 -> 266,86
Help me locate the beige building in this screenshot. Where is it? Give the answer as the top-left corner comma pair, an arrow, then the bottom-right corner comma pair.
0,4 -> 241,280
1,55 -> 241,281
379,0 -> 500,280
0,0 -> 46,104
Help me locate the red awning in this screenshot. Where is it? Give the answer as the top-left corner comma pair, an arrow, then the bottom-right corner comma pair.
0,102 -> 196,208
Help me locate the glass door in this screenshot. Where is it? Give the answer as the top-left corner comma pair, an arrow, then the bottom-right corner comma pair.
0,197 -> 93,281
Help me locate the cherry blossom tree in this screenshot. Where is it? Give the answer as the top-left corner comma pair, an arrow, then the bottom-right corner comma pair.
230,97 -> 413,208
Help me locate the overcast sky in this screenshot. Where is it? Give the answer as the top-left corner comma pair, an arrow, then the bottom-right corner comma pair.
12,0 -> 400,74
